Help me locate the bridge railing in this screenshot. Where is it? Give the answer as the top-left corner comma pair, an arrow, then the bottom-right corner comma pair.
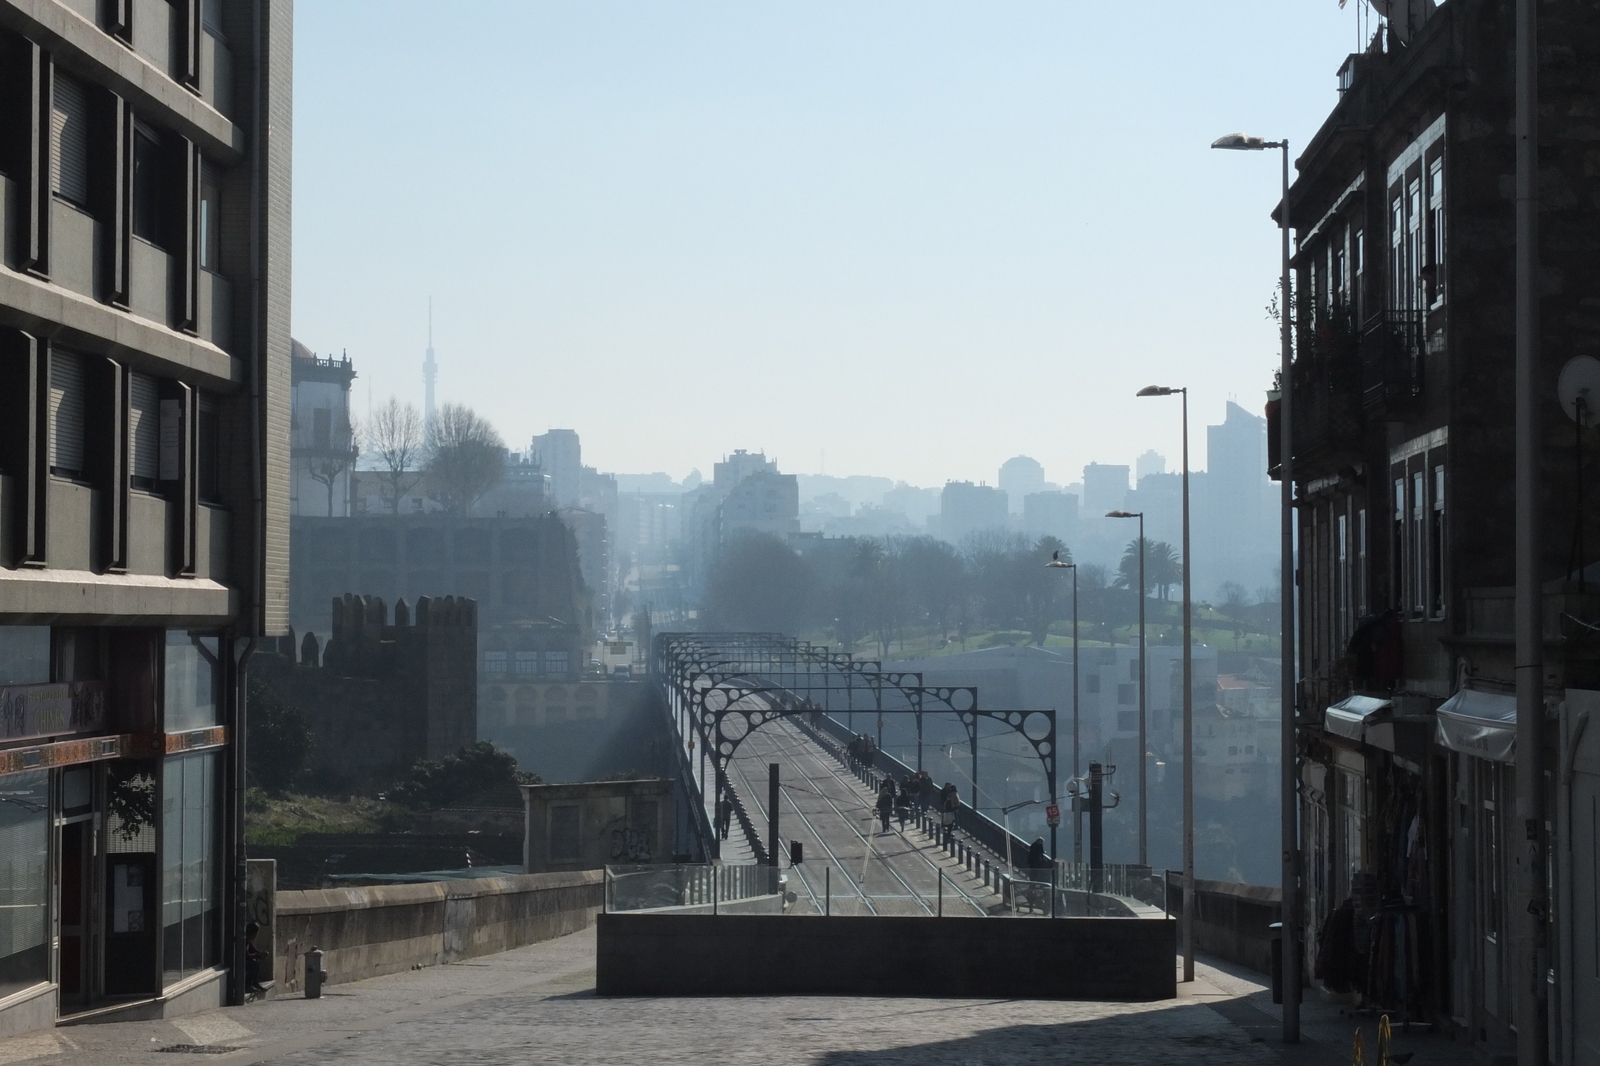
604,863 -> 784,914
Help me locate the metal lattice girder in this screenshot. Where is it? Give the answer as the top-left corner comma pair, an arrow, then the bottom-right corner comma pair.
654,633 -> 1056,818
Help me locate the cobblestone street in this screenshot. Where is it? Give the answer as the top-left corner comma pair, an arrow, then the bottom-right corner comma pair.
0,927 -> 1466,1066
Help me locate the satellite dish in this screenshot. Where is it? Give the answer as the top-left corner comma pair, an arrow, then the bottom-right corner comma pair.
1558,356 -> 1600,425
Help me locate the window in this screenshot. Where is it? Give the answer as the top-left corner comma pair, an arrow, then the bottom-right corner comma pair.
132,124 -> 164,246
199,166 -> 221,270
544,650 -> 569,677
1128,658 -> 1139,682
514,651 -> 537,676
0,772 -> 48,1000
1357,508 -> 1369,618
163,632 -> 220,733
1428,157 -> 1445,305
1338,769 -> 1365,900
130,373 -> 161,489
1392,479 -> 1406,612
1354,228 -> 1365,319
483,651 -> 507,676
1412,471 -> 1426,615
1390,195 -> 1405,310
49,350 -> 86,478
1407,178 -> 1424,310
1430,466 -> 1445,616
1228,746 -> 1239,756
1337,512 -> 1349,646
548,806 -> 580,862
1117,683 -> 1136,705
1086,675 -> 1101,695
162,752 -> 219,987
50,74 -> 89,206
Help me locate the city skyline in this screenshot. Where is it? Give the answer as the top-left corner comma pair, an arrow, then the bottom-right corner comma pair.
292,1 -> 1359,487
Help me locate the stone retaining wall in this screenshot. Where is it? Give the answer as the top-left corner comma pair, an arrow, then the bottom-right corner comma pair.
1165,872 -> 1280,975
274,870 -> 603,992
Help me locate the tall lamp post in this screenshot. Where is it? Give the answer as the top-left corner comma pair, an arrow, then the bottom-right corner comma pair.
1045,554 -> 1082,862
1212,130 -> 1299,1041
1136,384 -> 1192,983
1106,509 -> 1148,867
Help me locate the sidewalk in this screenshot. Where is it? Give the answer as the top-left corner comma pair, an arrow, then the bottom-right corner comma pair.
0,930 -> 1472,1066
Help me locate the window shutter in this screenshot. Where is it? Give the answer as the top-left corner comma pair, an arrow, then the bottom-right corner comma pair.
50,75 -> 89,206
49,351 -> 86,476
130,372 -> 161,482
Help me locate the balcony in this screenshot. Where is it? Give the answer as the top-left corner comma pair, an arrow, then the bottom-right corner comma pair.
1289,315 -> 1364,473
1360,310 -> 1425,419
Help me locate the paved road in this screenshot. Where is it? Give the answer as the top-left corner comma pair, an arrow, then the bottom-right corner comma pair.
723,711 -> 999,916
6,927 -> 1464,1066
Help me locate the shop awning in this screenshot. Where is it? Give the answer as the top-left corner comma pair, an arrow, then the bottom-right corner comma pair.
1435,689 -> 1517,764
1324,695 -> 1392,742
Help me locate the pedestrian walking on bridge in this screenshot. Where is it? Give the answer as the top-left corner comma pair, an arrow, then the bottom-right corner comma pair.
876,778 -> 895,834
939,782 -> 960,847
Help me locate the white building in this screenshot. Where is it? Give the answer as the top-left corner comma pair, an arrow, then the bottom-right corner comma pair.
290,341 -> 357,517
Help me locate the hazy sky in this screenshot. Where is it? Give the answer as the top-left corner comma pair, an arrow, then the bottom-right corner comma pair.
293,2 -> 1369,488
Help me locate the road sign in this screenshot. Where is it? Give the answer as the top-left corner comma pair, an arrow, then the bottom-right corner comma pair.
1045,804 -> 1061,827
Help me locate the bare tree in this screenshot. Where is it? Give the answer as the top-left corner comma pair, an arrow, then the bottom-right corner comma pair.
306,414 -> 358,517
368,397 -> 426,515
426,403 -> 506,516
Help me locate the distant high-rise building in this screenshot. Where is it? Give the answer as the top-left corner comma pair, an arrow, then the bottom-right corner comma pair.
1136,450 -> 1166,481
1082,463 -> 1132,516
998,456 -> 1046,513
940,482 -> 1008,544
532,430 -> 583,509
423,298 -> 438,432
1023,491 -> 1079,543
1206,402 -> 1266,537
713,449 -> 777,490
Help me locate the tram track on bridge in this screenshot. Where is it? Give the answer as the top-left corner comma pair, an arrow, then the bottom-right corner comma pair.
721,695 -> 990,917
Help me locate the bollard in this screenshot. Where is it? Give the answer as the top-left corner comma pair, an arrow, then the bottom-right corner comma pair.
304,947 -> 325,999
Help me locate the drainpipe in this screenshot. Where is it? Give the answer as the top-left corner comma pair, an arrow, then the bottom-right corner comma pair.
1513,0 -> 1548,1061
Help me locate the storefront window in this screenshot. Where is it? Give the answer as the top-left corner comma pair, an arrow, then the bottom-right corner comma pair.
0,772 -> 49,999
164,632 -> 220,733
162,753 -> 218,987
0,628 -> 50,686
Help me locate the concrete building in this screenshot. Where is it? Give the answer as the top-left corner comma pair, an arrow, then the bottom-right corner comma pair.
531,430 -> 581,510
1278,7 -> 1600,1053
684,452 -> 799,592
288,344 -> 356,518
0,0 -> 290,1030
1081,463 -> 1131,517
558,507 -> 610,632
938,481 -> 1007,545
290,513 -> 592,640
1022,490 -> 1078,544
997,456 -> 1045,514
521,779 -> 675,872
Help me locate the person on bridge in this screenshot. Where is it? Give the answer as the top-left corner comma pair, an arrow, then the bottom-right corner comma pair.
915,771 -> 933,815
939,783 -> 960,847
894,777 -> 913,828
716,797 -> 732,841
875,778 -> 895,833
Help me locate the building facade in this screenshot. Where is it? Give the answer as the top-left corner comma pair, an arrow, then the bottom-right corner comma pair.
1280,6 -> 1600,1057
0,0 -> 289,1032
287,343 -> 355,518
938,481 -> 1007,545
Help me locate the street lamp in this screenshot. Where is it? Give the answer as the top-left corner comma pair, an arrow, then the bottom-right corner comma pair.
1213,129 -> 1300,1041
1106,510 -> 1147,868
1045,553 -> 1081,863
1136,384 -> 1192,983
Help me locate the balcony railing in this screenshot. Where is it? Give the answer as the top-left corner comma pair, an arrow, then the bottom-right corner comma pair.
1289,315 -> 1363,470
1361,310 -> 1426,418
